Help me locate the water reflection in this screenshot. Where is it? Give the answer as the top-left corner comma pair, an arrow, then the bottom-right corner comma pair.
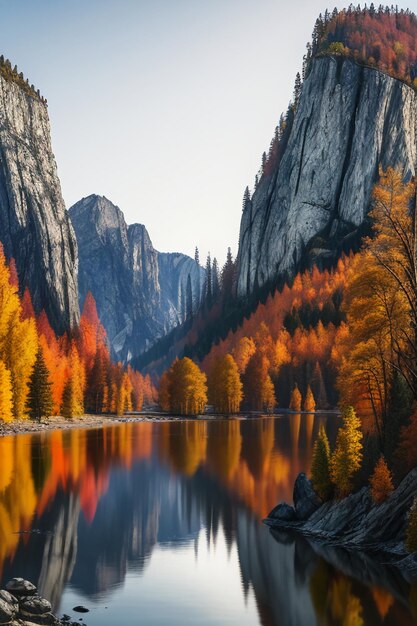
0,416 -> 415,625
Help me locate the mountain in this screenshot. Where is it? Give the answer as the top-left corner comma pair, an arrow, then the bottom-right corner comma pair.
69,194 -> 204,361
0,59 -> 79,333
236,53 -> 417,299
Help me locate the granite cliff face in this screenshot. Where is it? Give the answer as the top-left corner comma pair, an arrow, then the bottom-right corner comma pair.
69,195 -> 204,361
236,56 -> 417,297
0,73 -> 79,332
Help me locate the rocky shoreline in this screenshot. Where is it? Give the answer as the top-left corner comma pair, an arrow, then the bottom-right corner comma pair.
0,412 -> 203,437
264,470 -> 417,578
0,577 -> 85,625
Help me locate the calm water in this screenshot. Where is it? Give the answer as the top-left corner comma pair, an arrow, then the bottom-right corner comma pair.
0,415 -> 416,626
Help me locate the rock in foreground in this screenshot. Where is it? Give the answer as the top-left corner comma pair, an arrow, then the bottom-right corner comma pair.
0,579 -> 82,626
264,468 -> 417,575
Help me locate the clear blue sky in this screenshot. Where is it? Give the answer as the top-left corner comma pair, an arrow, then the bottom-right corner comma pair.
0,0 -> 413,263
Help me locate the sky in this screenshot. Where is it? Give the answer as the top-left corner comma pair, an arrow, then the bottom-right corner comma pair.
0,0 -> 414,264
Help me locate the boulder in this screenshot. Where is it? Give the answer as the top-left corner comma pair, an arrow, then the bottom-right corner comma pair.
268,502 -> 297,522
293,473 -> 322,520
0,598 -> 15,624
19,596 -> 52,616
6,578 -> 37,596
0,590 -> 18,609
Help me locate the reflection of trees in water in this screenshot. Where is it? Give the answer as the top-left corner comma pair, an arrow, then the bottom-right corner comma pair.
2,415 -> 409,626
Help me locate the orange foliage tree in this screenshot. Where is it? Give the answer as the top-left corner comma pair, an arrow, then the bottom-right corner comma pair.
369,456 -> 394,504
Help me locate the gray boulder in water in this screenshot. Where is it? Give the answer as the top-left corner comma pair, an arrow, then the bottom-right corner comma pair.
268,502 -> 296,522
293,472 -> 322,520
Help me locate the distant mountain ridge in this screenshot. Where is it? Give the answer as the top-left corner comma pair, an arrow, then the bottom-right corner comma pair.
69,195 -> 204,361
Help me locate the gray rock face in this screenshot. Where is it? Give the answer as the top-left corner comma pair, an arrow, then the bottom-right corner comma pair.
0,75 -> 79,333
237,56 -> 417,297
293,472 -> 322,520
69,195 -> 204,361
265,467 -> 417,569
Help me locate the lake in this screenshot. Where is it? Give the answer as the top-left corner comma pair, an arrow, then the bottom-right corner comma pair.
0,415 -> 415,625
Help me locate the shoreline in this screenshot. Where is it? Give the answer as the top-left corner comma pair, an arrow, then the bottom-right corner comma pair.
0,410 -> 340,437
264,471 -> 417,578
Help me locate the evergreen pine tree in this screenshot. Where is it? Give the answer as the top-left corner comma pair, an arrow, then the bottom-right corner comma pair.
384,371 -> 413,463
186,274 -> 193,319
204,253 -> 212,308
27,348 -> 53,422
242,186 -> 250,212
212,258 -> 220,301
311,423 -> 332,500
293,72 -> 302,107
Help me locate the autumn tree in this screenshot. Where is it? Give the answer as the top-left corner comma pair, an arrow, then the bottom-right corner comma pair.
0,360 -> 13,422
232,336 -> 256,374
369,456 -> 394,504
330,406 -> 363,496
289,384 -> 302,412
62,343 -> 85,418
208,353 -> 243,414
162,358 -> 207,415
311,423 -> 332,500
336,169 -> 416,448
304,385 -> 316,412
26,348 -> 53,422
243,351 -> 276,412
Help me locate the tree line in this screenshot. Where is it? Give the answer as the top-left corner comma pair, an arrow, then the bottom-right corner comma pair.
0,247 -> 155,422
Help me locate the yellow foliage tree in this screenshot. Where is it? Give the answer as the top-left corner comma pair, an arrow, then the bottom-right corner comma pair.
208,353 -> 243,413
336,170 -> 417,442
369,456 -> 394,503
162,358 -> 207,415
0,360 -> 13,423
330,406 -> 363,496
304,385 -> 316,412
5,311 -> 38,419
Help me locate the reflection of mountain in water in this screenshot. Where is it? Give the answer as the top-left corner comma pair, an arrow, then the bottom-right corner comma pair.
1,417 -> 415,625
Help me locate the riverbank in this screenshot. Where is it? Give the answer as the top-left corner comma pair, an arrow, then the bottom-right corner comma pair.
0,410 -> 340,437
0,412 -> 183,437
264,470 -> 417,578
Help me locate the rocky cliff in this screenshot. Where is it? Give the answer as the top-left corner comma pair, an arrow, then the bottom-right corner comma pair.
0,72 -> 79,332
236,56 -> 417,298
69,195 -> 204,361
